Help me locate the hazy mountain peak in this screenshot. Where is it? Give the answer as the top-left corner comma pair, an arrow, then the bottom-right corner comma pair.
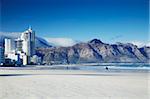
116,42 -> 136,47
89,39 -> 103,44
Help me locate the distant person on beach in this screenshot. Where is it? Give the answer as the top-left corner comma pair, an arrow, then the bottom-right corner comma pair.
105,66 -> 109,70
66,66 -> 69,70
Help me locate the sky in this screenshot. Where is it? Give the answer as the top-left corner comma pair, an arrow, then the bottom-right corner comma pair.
0,0 -> 149,46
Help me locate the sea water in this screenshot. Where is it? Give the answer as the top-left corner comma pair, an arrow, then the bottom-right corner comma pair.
0,63 -> 150,71
75,63 -> 150,72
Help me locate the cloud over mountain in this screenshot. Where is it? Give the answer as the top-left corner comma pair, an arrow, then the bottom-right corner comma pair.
130,41 -> 150,48
44,37 -> 77,47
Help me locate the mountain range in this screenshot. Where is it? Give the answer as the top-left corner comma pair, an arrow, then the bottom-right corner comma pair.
36,39 -> 150,64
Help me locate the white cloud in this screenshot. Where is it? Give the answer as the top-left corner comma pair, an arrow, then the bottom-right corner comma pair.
44,37 -> 77,47
130,41 -> 150,47
0,32 -> 21,38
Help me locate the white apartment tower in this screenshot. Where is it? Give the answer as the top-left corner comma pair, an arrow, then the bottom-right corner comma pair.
4,38 -> 15,55
21,27 -> 35,64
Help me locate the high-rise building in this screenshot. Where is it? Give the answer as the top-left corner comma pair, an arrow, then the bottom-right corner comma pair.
4,38 -> 11,55
4,38 -> 15,55
15,38 -> 23,52
21,27 -> 35,57
20,27 -> 35,64
0,46 -> 4,65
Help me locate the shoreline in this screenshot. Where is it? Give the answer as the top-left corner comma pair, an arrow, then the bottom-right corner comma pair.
0,65 -> 149,73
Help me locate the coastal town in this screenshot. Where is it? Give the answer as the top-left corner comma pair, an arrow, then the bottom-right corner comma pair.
0,27 -> 41,66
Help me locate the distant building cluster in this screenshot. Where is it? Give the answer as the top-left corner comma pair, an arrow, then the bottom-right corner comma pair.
0,27 -> 41,66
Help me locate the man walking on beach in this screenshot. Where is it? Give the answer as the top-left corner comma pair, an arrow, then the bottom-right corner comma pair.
105,66 -> 109,70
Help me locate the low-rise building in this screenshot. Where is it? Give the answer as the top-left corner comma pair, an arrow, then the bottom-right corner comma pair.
31,55 -> 42,65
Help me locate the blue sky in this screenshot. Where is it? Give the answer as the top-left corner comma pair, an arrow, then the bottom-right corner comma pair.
1,0 -> 149,45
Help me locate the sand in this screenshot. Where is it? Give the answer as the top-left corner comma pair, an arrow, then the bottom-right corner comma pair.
0,70 -> 149,99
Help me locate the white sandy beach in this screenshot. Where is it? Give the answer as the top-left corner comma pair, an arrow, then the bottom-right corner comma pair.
0,69 -> 149,99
